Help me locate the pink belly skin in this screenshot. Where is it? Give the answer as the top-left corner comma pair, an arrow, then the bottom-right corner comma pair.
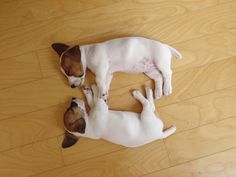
110,58 -> 157,73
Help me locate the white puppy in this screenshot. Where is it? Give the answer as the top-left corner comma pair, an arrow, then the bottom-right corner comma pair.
62,85 -> 176,148
52,37 -> 181,101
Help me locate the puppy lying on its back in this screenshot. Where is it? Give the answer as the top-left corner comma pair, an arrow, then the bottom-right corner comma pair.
62,85 -> 176,148
52,37 -> 182,101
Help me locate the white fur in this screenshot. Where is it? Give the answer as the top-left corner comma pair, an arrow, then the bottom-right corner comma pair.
67,86 -> 176,147
61,37 -> 182,100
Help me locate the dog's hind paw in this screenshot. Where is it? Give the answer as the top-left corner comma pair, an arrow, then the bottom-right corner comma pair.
132,90 -> 142,98
163,84 -> 172,96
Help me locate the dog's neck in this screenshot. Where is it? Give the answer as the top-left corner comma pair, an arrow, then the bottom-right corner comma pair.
70,113 -> 100,139
83,116 -> 98,139
80,46 -> 89,73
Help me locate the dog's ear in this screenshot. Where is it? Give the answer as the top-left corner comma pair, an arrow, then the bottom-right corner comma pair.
62,131 -> 79,148
51,43 -> 70,56
74,118 -> 86,134
68,45 -> 81,58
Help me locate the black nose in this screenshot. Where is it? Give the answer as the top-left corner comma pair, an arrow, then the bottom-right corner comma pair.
71,84 -> 76,88
70,101 -> 78,108
72,97 -> 76,100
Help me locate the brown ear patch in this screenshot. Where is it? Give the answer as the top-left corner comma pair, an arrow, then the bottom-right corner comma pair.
51,43 -> 70,56
64,105 -> 86,134
62,131 -> 79,148
61,45 -> 84,77
73,118 -> 86,133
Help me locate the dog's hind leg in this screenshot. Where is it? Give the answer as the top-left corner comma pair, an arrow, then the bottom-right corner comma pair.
153,47 -> 173,97
160,68 -> 172,96
91,84 -> 99,103
132,90 -> 155,113
132,90 -> 149,106
105,73 -> 113,93
145,69 -> 163,99
145,87 -> 155,112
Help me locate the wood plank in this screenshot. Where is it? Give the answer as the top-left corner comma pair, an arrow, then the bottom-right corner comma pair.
0,0 -> 119,31
158,86 -> 236,133
0,0 -> 218,31
172,31 -> 236,72
1,1 -> 233,59
32,141 -> 169,177
219,0 -> 234,3
0,103 -> 67,151
58,136 -> 123,165
164,116 -> 236,165
159,57 -> 236,107
0,52 -> 42,89
0,75 -> 83,120
77,2 -> 236,48
144,147 -> 236,177
0,138 -> 63,177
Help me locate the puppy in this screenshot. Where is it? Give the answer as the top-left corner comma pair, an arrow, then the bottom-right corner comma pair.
52,37 -> 182,101
62,85 -> 176,148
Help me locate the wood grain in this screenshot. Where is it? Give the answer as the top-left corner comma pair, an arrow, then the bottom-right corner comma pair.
165,116 -> 236,165
158,86 -> 236,133
76,2 -> 236,47
172,31 -> 236,72
0,138 -> 63,177
0,52 -> 42,89
58,136 -> 124,165
33,141 -> 169,177
0,75 -> 83,120
0,0 -> 119,31
145,147 -> 236,177
0,103 -> 66,151
1,1 -> 234,59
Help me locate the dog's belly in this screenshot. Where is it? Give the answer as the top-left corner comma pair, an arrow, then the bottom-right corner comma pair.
110,58 -> 157,73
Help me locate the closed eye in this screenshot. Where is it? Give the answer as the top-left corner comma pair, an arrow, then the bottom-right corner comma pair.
77,74 -> 84,77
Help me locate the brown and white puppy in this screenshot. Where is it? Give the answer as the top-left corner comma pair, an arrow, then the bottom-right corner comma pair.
62,86 -> 176,148
52,37 -> 181,101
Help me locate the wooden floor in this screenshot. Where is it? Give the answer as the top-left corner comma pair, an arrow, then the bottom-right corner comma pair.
0,0 -> 236,176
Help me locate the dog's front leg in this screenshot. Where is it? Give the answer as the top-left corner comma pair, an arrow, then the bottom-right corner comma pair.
105,73 -> 113,92
82,87 -> 94,108
96,72 -> 109,102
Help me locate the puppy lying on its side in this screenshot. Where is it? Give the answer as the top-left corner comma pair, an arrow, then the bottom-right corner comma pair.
62,85 -> 176,148
52,37 -> 182,101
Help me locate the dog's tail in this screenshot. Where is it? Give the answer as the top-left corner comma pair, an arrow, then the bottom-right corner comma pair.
160,126 -> 176,139
166,45 -> 182,59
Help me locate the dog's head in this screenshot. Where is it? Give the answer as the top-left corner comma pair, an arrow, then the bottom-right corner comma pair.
62,97 -> 87,148
52,43 -> 86,88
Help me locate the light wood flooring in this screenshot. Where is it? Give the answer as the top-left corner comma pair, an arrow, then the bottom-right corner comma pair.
0,0 -> 236,176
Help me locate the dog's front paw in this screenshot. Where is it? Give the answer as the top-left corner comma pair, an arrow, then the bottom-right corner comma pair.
82,87 -> 92,95
155,88 -> 163,99
100,93 -> 108,103
145,87 -> 153,97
